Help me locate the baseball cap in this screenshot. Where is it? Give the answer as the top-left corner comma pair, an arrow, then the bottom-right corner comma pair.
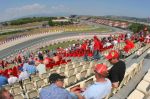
106,50 -> 119,60
49,73 -> 65,83
94,64 -> 108,76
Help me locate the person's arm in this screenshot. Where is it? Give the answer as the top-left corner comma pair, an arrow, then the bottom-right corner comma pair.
70,87 -> 85,99
74,92 -> 85,99
109,69 -> 119,88
112,82 -> 119,88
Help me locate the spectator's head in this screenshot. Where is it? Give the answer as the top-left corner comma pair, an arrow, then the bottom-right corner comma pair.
0,88 -> 13,99
49,73 -> 65,88
18,69 -> 22,75
23,59 -> 28,63
94,64 -> 108,79
8,70 -> 13,76
43,58 -> 49,65
28,61 -> 35,65
106,50 -> 119,64
53,53 -> 57,56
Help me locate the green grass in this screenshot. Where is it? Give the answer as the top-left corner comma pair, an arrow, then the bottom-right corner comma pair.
68,26 -> 112,33
41,40 -> 82,51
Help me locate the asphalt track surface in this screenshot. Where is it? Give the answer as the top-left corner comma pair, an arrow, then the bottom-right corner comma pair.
0,24 -> 126,59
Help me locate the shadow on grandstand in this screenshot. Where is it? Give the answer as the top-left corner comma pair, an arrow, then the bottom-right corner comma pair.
132,55 -> 139,59
144,54 -> 150,59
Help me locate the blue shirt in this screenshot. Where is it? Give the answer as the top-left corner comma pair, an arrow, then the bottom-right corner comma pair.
0,76 -> 8,87
40,84 -> 74,99
25,65 -> 37,74
23,63 -> 29,71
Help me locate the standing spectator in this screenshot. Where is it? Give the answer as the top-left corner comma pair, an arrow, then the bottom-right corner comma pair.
1,60 -> 5,68
106,50 -> 126,88
40,73 -> 78,99
93,36 -> 102,60
0,70 -> 8,87
8,72 -> 18,85
38,51 -> 44,61
81,41 -> 89,61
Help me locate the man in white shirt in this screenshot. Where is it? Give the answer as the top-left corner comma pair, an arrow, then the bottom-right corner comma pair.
71,64 -> 112,99
8,72 -> 18,85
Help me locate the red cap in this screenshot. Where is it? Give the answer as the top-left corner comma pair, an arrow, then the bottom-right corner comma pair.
106,50 -> 119,60
94,64 -> 108,75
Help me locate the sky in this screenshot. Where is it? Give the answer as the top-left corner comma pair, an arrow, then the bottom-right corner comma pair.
0,0 -> 150,22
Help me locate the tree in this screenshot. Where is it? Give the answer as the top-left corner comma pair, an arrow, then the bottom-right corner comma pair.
129,23 -> 145,33
48,19 -> 54,26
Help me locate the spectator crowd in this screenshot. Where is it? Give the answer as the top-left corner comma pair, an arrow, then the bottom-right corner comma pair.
0,31 -> 150,99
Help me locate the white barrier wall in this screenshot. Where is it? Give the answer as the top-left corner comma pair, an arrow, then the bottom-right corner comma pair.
0,31 -> 63,51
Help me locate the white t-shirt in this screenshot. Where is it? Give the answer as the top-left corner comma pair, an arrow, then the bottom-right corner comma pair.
82,78 -> 112,99
8,76 -> 18,85
104,42 -> 112,47
113,40 -> 118,45
19,71 -> 30,81
36,64 -> 46,75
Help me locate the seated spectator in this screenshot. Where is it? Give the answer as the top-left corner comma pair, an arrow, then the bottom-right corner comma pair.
112,39 -> 118,45
8,71 -> 18,85
22,60 -> 29,71
36,61 -> 46,75
0,88 -> 13,99
106,50 -> 126,88
52,53 -> 60,63
25,61 -> 37,75
75,64 -> 112,99
104,42 -> 112,48
18,70 -> 30,81
0,70 -> 8,87
40,73 -> 78,99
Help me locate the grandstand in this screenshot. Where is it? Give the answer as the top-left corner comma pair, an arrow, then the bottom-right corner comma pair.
0,9 -> 150,99
0,28 -> 150,99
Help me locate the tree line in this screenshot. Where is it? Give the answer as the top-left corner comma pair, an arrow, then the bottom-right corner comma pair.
128,23 -> 150,33
9,17 -> 57,25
